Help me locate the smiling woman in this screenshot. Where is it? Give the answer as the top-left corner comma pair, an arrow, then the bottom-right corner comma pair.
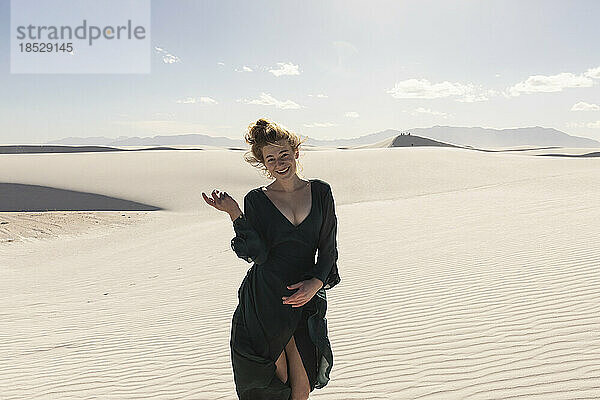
243,118 -> 308,180
202,118 -> 340,400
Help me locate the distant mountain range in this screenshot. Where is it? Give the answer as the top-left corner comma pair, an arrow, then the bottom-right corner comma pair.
45,126 -> 600,148
310,126 -> 600,148
46,133 -> 242,147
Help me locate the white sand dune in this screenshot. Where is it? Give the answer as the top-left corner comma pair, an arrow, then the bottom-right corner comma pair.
2,147 -> 600,399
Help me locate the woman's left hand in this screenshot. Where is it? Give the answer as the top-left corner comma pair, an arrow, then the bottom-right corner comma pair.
282,278 -> 323,307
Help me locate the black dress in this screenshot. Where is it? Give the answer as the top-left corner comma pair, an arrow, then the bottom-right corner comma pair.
229,178 -> 341,400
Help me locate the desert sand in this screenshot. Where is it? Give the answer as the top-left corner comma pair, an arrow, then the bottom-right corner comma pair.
2,146 -> 600,399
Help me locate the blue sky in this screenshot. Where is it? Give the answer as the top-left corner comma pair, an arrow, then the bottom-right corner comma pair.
1,0 -> 600,144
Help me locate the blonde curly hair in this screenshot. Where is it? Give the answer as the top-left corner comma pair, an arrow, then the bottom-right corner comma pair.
243,118 -> 308,180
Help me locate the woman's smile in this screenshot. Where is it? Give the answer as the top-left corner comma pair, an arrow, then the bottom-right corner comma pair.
275,166 -> 290,175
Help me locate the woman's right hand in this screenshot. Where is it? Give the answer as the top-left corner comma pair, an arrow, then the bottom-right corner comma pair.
202,189 -> 242,220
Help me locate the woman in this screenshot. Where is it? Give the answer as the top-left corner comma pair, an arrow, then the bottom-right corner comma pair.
202,118 -> 340,400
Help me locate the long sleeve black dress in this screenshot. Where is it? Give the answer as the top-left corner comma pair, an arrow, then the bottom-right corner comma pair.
229,178 -> 341,400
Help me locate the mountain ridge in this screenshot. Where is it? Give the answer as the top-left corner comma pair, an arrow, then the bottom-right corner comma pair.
43,126 -> 600,148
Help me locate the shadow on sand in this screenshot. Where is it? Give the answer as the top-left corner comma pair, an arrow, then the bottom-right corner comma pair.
0,145 -> 205,154
0,183 -> 162,212
537,152 -> 600,158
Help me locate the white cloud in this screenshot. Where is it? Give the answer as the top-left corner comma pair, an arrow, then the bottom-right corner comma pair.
566,122 -> 587,129
154,46 -> 181,64
199,97 -> 218,104
344,111 -> 360,118
269,62 -> 300,77
411,107 -> 450,118
239,92 -> 302,110
571,101 -> 600,111
566,121 -> 600,129
389,67 -> 600,103
303,122 -> 338,128
163,54 -> 181,64
235,65 -> 253,72
176,97 -> 196,104
584,66 -> 600,79
388,79 -> 463,99
387,79 -> 491,102
508,72 -> 594,96
217,62 -> 225,66
587,121 -> 600,128
176,97 -> 218,104
308,94 -> 328,98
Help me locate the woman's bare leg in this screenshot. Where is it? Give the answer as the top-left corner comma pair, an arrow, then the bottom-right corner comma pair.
285,335 -> 311,400
275,348 -> 288,384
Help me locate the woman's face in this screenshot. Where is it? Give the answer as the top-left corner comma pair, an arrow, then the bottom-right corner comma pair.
262,139 -> 299,181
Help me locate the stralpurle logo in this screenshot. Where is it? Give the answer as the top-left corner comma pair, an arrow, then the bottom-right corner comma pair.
15,19 -> 147,46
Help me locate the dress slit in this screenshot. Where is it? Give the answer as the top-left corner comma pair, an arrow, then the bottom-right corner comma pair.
270,298 -> 318,392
